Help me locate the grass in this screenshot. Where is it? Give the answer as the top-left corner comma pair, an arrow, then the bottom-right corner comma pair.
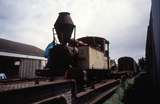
103,78 -> 135,104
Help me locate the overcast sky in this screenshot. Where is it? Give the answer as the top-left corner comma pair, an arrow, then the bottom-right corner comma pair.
0,0 -> 151,61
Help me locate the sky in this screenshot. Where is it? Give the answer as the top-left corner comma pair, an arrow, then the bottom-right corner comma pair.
0,0 -> 151,61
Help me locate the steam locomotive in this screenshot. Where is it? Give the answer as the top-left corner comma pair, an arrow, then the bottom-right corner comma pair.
36,12 -> 111,89
36,12 -> 138,90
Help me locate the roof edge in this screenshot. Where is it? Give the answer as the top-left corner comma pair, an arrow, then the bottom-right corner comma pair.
0,51 -> 47,60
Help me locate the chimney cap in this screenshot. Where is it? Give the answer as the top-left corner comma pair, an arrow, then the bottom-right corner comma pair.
59,12 -> 70,15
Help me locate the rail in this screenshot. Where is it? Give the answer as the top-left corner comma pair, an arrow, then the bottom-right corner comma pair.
0,80 -> 76,104
0,79 -> 120,104
75,80 -> 120,104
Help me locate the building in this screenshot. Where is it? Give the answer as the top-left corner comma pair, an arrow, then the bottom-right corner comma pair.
0,38 -> 46,79
146,0 -> 160,89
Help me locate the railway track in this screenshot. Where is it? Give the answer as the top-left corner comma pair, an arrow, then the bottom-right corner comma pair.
0,79 -> 119,104
0,78 -> 51,92
75,80 -> 119,104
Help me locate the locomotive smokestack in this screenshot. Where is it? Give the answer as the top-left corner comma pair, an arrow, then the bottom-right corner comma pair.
54,12 -> 75,45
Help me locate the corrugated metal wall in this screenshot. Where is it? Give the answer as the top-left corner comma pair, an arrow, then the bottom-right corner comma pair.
19,59 -> 42,79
